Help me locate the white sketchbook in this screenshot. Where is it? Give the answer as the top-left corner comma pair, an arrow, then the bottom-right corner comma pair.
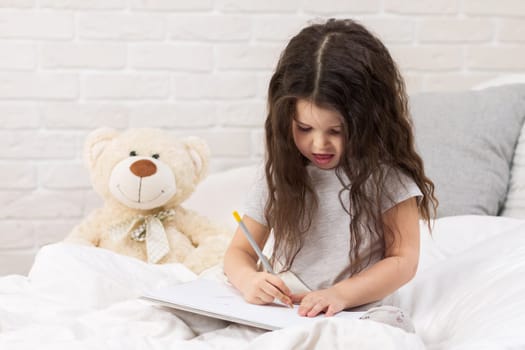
142,278 -> 365,331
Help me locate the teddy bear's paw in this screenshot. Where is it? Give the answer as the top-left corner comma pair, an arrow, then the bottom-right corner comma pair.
183,243 -> 227,274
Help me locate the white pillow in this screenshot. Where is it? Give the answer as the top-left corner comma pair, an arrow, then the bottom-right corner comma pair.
185,165 -> 258,230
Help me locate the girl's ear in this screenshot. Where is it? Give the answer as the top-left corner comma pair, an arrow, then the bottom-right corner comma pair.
183,136 -> 210,184
84,127 -> 119,169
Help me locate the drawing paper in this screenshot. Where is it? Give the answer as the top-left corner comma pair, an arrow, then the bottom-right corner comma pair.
142,278 -> 365,330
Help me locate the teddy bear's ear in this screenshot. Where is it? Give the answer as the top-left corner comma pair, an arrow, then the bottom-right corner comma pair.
84,127 -> 119,169
183,136 -> 210,184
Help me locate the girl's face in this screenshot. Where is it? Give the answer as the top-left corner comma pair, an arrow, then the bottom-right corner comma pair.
292,99 -> 344,170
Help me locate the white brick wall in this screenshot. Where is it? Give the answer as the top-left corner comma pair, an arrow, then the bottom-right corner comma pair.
1,1 -> 524,275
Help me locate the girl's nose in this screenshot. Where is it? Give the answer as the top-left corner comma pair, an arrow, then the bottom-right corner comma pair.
313,133 -> 328,149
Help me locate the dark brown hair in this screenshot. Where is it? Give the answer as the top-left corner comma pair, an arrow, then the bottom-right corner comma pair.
264,18 -> 437,274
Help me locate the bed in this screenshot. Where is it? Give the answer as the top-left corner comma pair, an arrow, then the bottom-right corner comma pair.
1,80 -> 525,349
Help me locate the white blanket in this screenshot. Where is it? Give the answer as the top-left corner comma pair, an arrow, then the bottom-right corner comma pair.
1,215 -> 524,349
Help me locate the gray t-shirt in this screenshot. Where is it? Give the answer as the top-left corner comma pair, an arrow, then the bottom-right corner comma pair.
243,164 -> 422,291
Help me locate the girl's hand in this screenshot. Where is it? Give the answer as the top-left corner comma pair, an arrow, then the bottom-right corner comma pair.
239,271 -> 293,307
292,287 -> 347,317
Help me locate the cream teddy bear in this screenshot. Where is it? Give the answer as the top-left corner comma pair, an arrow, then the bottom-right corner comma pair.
65,127 -> 233,274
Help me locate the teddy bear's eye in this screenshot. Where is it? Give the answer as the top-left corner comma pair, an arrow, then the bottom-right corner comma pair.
152,154 -> 160,159
129,151 -> 137,157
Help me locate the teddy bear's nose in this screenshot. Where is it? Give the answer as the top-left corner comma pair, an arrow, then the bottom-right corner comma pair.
130,159 -> 157,178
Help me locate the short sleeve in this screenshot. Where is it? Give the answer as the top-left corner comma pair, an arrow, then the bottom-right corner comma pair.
380,168 -> 423,213
241,165 -> 269,226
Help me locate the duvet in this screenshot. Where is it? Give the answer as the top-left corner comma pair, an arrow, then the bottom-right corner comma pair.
0,215 -> 524,349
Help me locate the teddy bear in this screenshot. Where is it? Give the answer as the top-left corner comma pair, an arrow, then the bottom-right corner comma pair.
64,127 -> 233,274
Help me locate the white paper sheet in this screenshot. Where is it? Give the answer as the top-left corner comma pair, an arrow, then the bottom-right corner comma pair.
142,278 -> 365,330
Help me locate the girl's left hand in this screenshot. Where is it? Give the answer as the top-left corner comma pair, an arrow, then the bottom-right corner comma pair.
292,287 -> 347,317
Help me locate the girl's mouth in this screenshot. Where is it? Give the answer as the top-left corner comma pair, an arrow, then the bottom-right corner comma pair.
312,153 -> 334,165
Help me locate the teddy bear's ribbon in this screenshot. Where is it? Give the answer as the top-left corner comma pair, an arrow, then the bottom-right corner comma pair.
109,209 -> 174,264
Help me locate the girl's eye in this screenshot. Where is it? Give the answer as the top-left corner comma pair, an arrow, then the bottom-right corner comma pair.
329,129 -> 342,135
129,151 -> 137,156
297,125 -> 311,132
152,154 -> 160,159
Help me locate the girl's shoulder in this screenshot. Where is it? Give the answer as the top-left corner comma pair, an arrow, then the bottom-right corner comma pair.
377,165 -> 423,211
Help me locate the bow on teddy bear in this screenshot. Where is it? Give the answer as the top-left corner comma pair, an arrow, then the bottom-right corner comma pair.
65,127 -> 232,274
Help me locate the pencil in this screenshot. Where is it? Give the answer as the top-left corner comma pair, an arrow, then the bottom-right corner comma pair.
232,211 -> 293,308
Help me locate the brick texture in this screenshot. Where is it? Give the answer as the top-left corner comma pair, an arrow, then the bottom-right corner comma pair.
1,2 -> 524,275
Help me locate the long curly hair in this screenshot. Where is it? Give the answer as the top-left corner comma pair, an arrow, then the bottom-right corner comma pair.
264,18 -> 437,274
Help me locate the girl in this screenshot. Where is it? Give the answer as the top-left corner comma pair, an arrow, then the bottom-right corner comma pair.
223,18 -> 437,332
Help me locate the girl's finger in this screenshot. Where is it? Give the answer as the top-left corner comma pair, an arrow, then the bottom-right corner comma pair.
261,282 -> 293,307
291,292 -> 307,303
266,275 -> 292,296
325,304 -> 338,317
306,302 -> 326,317
266,282 -> 293,307
298,299 -> 314,316
256,292 -> 274,304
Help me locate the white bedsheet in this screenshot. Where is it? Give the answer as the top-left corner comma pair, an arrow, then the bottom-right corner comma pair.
1,215 -> 524,349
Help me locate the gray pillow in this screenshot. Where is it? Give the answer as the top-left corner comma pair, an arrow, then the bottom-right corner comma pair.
410,84 -> 525,217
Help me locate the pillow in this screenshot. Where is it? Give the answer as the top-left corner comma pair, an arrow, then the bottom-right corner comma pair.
410,84 -> 525,217
501,122 -> 525,218
185,165 -> 257,230
472,75 -> 525,219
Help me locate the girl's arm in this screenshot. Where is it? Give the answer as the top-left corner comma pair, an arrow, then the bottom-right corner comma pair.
294,197 -> 420,317
223,215 -> 293,305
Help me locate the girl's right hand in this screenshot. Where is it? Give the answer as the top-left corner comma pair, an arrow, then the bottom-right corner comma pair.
239,271 -> 293,307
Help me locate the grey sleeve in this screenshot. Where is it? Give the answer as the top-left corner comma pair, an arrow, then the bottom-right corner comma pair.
241,165 -> 269,227
380,168 -> 423,213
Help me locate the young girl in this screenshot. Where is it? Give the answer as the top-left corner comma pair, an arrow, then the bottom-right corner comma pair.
223,18 -> 437,332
